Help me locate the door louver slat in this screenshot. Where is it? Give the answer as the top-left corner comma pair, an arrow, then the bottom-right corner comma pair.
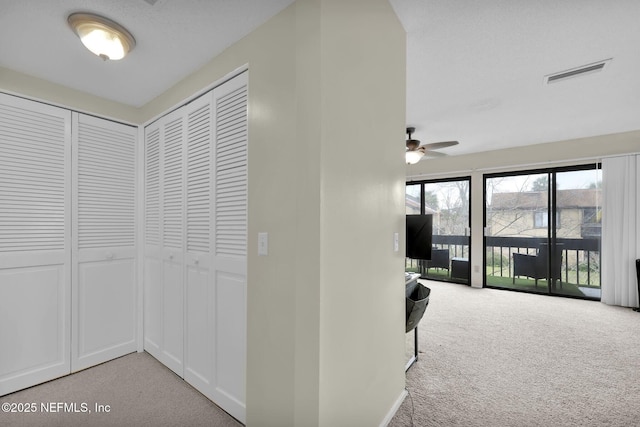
0,103 -> 66,252
163,119 -> 184,249
187,103 -> 211,253
215,86 -> 247,257
77,119 -> 136,249
146,126 -> 161,245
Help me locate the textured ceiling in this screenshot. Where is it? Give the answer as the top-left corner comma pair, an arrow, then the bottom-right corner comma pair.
0,0 -> 294,107
391,0 -> 640,156
1,0 -> 639,156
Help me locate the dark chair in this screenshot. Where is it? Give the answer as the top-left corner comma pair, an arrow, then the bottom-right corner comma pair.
512,243 -> 563,287
426,248 -> 449,272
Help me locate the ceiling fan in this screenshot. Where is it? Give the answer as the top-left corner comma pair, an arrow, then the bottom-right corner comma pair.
405,127 -> 459,164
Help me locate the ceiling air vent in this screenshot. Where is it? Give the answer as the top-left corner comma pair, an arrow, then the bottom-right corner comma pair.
544,59 -> 611,84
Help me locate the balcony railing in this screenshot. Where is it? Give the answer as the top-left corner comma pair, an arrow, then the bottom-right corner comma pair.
406,235 -> 601,288
486,236 -> 600,287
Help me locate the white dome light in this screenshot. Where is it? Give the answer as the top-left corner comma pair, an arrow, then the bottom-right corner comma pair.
68,13 -> 135,61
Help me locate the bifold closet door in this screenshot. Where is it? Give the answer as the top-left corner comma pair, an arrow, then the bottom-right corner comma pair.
0,94 -> 71,395
208,72 -> 248,423
71,113 -> 138,372
144,96 -> 215,380
143,71 -> 247,423
143,107 -> 186,376
183,94 -> 214,393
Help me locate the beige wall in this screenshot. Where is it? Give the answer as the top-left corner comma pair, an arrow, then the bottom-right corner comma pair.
316,1 -> 406,425
0,66 -> 141,124
407,130 -> 640,287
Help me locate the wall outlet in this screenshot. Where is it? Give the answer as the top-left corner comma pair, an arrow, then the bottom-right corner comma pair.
393,232 -> 399,252
474,265 -> 480,273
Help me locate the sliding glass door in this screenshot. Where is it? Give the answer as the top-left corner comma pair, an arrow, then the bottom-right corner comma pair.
484,165 -> 601,299
406,177 -> 471,284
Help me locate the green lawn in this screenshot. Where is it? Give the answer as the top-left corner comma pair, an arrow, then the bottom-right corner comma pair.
407,265 -> 599,298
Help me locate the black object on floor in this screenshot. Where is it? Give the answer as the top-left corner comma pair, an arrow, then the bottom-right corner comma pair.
406,282 -> 430,371
634,259 -> 640,312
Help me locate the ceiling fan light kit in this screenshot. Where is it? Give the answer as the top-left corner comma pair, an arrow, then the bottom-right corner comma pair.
405,149 -> 425,164
405,126 -> 459,164
68,12 -> 135,60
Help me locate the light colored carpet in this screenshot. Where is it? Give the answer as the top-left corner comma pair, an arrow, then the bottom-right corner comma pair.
0,351 -> 242,427
391,280 -> 640,427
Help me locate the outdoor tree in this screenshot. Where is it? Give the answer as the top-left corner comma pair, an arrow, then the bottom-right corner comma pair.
424,190 -> 439,212
531,176 -> 548,191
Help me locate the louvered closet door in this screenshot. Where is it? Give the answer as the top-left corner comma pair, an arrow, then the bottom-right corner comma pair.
184,94 -> 214,392
71,113 -> 138,372
161,109 -> 186,375
143,121 -> 163,359
0,94 -> 71,396
143,108 -> 186,376
210,71 -> 248,423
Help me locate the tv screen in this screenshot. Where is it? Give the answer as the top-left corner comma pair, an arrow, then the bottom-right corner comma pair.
406,215 -> 433,260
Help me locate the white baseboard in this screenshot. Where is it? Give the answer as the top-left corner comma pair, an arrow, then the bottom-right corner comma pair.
379,388 -> 408,427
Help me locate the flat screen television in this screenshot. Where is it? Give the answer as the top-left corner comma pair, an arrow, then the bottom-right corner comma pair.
406,214 -> 433,260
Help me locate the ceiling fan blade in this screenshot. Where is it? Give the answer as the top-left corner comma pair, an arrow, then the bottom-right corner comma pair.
421,150 -> 448,159
420,140 -> 459,150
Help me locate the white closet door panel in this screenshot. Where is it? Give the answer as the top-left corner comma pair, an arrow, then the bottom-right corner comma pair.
158,108 -> 186,376
211,271 -> 246,416
72,113 -> 137,372
0,265 -> 68,395
143,253 -> 162,356
74,258 -> 136,370
144,122 -> 162,357
0,94 -> 71,396
184,265 -> 212,389
210,71 -> 248,423
161,259 -> 184,375
184,94 -> 214,392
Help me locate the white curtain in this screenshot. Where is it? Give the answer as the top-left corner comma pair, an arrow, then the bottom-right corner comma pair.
601,155 -> 640,307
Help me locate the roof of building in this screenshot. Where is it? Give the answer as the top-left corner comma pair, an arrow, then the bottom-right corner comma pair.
490,189 -> 601,210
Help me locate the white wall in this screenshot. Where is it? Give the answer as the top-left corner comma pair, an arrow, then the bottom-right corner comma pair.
406,130 -> 640,288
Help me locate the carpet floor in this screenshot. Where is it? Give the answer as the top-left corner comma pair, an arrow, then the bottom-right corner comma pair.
391,280 -> 640,427
0,351 -> 242,427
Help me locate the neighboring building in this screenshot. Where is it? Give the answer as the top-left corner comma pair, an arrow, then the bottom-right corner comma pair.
487,189 -> 601,239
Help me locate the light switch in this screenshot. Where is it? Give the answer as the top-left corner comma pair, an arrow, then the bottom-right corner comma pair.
258,232 -> 268,256
393,232 -> 399,252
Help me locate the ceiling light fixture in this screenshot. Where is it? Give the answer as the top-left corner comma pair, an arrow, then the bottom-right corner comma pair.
405,127 -> 425,164
68,13 -> 136,61
406,150 -> 424,165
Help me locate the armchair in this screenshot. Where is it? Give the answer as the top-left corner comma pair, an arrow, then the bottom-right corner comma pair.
426,248 -> 450,272
512,243 -> 563,287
